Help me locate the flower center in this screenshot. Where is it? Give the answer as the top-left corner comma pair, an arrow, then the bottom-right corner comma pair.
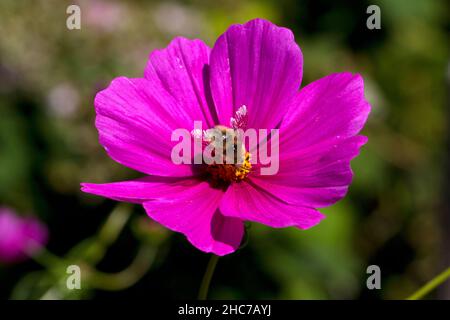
206,151 -> 252,185
203,125 -> 252,186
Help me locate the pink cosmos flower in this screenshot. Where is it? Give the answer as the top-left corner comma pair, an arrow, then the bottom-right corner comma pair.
81,19 -> 370,256
0,207 -> 48,263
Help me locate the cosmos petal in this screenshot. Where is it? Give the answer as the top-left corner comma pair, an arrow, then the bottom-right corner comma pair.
249,72 -> 371,208
219,180 -> 325,229
209,18 -> 303,129
144,37 -> 218,127
252,135 -> 367,207
280,72 -> 370,150
81,176 -> 202,204
94,77 -> 194,177
143,181 -> 244,255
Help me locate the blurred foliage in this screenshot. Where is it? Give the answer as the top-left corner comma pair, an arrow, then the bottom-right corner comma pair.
0,0 -> 449,299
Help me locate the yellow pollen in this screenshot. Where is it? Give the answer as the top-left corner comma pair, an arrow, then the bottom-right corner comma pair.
206,152 -> 252,185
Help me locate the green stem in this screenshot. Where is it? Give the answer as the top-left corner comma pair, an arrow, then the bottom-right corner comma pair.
198,255 -> 220,300
407,266 -> 450,300
24,240 -> 66,273
97,203 -> 132,246
71,203 -> 132,265
88,244 -> 156,291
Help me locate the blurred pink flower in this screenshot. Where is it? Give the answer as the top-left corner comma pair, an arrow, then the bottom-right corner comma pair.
47,83 -> 80,119
0,207 -> 48,264
84,0 -> 128,33
82,19 -> 370,256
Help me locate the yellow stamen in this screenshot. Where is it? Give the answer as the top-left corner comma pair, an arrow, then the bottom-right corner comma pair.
206,152 -> 252,185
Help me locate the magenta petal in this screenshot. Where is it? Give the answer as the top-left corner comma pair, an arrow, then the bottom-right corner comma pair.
280,72 -> 371,150
253,135 -> 367,207
81,177 -> 202,203
144,37 -> 218,127
219,181 -> 325,230
278,135 -> 368,187
209,18 -> 303,129
94,77 -> 194,177
255,72 -> 370,208
143,181 -> 243,255
250,176 -> 349,208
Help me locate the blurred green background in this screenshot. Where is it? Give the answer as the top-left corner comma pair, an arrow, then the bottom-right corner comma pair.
0,0 -> 449,299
